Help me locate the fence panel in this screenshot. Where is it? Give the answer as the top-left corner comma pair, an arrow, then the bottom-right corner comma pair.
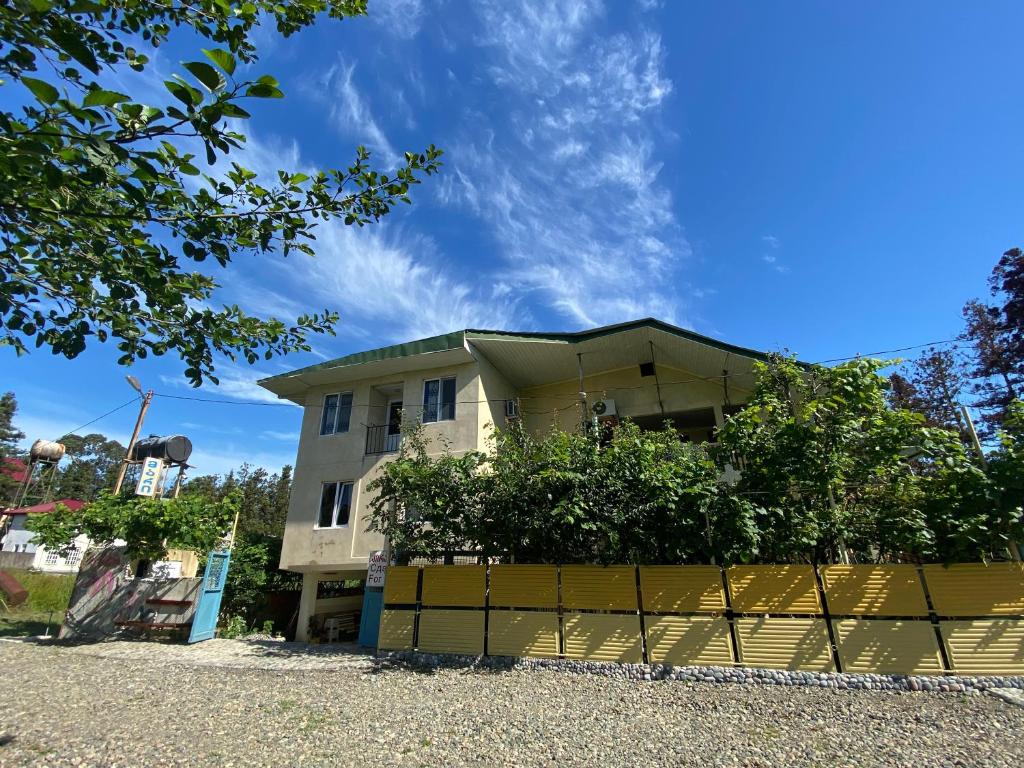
383,566 -> 420,605
563,613 -> 643,663
487,611 -> 560,658
560,565 -> 638,611
639,566 -> 726,614
645,615 -> 735,666
489,565 -> 558,608
728,566 -> 822,615
923,563 -> 1024,617
417,609 -> 485,655
939,619 -> 1024,675
735,617 -> 834,671
420,565 -> 486,607
377,609 -> 416,650
832,619 -> 944,675
819,565 -> 929,617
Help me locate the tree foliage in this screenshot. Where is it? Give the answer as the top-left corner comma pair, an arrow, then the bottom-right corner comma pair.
1,0 -> 442,384
368,358 -> 1023,566
26,489 -> 238,561
53,432 -> 125,501
0,391 -> 26,504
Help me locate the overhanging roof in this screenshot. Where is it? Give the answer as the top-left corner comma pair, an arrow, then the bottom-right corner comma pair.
466,318 -> 774,389
257,319 -> 781,403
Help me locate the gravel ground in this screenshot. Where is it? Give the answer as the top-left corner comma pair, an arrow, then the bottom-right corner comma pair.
1,639 -> 1023,767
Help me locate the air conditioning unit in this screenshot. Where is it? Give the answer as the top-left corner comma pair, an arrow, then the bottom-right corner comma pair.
590,398 -> 617,419
505,399 -> 520,419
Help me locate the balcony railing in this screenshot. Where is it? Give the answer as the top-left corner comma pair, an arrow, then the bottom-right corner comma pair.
365,424 -> 402,455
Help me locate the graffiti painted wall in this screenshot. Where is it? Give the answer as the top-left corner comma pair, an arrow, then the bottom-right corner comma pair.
60,545 -> 201,640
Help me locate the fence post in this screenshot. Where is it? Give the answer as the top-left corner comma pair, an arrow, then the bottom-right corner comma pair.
813,565 -> 844,674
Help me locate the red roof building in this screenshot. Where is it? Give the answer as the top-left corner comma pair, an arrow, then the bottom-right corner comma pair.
1,457 -> 29,484
4,499 -> 86,516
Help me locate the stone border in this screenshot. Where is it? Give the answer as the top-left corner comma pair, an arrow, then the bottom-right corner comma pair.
378,650 -> 1024,693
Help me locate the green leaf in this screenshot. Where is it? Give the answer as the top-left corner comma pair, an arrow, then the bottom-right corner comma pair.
50,25 -> 100,73
245,82 -> 284,99
83,89 -> 130,107
202,48 -> 236,76
184,61 -> 226,93
21,76 -> 59,105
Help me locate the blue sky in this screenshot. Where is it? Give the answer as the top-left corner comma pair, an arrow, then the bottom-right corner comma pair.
2,1 -> 1022,476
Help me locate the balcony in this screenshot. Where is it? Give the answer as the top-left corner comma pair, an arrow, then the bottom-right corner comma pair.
365,424 -> 402,455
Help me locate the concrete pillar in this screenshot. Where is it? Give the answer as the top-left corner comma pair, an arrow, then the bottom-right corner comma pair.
295,572 -> 319,642
712,404 -> 725,431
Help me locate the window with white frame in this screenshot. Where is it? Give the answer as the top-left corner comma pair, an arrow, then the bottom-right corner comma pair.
317,481 -> 353,528
319,392 -> 353,435
422,376 -> 456,422
44,549 -> 61,566
65,547 -> 82,567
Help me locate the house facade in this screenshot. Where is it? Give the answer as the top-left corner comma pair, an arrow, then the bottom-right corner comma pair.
258,318 -> 775,641
0,499 -> 90,572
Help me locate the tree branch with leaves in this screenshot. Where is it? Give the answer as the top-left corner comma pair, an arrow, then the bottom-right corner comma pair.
0,0 -> 442,384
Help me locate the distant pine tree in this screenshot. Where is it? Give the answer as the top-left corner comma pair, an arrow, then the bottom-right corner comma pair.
961,247 -> 1024,439
0,392 -> 26,505
907,348 -> 969,436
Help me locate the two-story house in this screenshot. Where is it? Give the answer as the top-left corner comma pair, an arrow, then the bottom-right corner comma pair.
257,318 -> 776,641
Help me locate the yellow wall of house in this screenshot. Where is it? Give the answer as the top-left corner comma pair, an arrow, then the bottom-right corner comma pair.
280,360 -> 484,572
519,363 -> 751,435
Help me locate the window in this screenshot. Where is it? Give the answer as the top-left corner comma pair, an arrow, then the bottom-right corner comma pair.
65,547 -> 82,568
317,481 -> 353,528
44,549 -> 60,566
422,376 -> 456,422
319,392 -> 353,435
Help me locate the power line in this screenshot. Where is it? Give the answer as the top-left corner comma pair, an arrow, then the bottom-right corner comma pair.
812,338 -> 961,364
144,333 -> 966,411
52,396 -> 140,440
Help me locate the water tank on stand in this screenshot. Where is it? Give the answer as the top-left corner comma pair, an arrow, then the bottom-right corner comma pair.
30,439 -> 65,464
130,435 -> 193,465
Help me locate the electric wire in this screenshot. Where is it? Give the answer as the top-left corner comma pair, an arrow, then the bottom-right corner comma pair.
50,396 -> 140,441
52,334 -> 972,435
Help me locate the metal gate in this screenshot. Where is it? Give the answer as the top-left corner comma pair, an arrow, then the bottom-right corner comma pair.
188,550 -> 231,643
358,588 -> 384,647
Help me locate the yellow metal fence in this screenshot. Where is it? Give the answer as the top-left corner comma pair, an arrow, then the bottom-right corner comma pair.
379,562 -> 1024,676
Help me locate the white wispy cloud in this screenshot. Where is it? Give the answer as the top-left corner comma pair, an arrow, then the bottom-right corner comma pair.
760,235 -> 789,273
260,430 -> 300,441
442,0 -> 685,328
369,0 -> 425,40
314,57 -> 400,168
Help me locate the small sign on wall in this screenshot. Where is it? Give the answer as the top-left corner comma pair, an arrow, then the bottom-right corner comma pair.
366,549 -> 388,588
135,457 -> 164,497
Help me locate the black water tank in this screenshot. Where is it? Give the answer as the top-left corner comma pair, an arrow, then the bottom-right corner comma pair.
131,434 -> 192,464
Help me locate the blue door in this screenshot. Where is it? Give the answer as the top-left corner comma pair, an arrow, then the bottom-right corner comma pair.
358,588 -> 383,647
188,551 -> 231,643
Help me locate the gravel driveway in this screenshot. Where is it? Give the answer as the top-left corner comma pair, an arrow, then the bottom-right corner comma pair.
1,638 -> 1022,767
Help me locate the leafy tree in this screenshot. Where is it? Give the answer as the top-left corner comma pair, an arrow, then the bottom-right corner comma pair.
905,347 -> 968,435
26,490 -> 238,561
54,432 -> 125,500
1,0 -> 442,385
219,533 -> 270,623
368,422 -> 760,566
960,248 -> 1024,439
0,391 -> 26,504
886,373 -> 920,412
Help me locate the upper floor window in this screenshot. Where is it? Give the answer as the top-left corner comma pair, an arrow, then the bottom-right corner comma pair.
320,392 -> 353,435
423,376 -> 456,422
317,481 -> 353,528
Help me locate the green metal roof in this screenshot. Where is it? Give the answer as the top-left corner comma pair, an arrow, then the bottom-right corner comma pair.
258,318 -> 780,388
465,318 -> 777,363
257,330 -> 467,385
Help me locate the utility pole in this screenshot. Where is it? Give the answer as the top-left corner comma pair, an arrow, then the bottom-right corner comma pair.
113,377 -> 153,495
960,404 -> 1021,561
